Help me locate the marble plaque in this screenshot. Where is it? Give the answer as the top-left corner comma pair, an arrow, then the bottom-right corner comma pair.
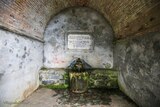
67,34 -> 93,50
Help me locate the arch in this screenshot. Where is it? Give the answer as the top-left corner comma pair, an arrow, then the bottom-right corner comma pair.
44,6 -> 114,69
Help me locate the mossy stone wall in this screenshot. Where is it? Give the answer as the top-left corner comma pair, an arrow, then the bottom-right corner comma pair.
40,69 -> 118,89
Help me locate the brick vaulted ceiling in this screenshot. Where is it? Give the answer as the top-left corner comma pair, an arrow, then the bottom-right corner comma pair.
0,0 -> 160,41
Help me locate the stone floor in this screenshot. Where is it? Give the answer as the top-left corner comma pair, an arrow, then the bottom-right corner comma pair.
18,88 -> 138,107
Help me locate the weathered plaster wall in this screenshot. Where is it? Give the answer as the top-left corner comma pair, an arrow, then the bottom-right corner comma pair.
0,29 -> 43,107
114,32 -> 160,107
44,7 -> 114,69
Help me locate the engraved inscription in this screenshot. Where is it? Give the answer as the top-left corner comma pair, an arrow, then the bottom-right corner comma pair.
68,34 -> 92,50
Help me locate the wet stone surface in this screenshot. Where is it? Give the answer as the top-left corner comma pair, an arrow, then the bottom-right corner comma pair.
18,88 -> 138,107
56,89 -> 112,106
53,89 -> 138,107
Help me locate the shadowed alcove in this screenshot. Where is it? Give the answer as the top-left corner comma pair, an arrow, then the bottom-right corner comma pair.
0,0 -> 160,107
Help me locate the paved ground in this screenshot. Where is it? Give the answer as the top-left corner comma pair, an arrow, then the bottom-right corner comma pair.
18,88 -> 138,107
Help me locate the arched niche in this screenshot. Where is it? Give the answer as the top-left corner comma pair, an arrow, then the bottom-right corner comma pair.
44,7 -> 114,69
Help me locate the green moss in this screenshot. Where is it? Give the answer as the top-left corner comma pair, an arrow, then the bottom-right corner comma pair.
69,72 -> 89,81
63,72 -> 69,84
40,67 -> 48,70
89,69 -> 118,89
69,72 -> 89,93
40,69 -> 118,89
43,84 -> 68,89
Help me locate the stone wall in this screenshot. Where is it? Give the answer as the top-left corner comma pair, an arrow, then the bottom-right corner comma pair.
39,69 -> 67,85
41,7 -> 116,89
39,69 -> 118,89
114,32 -> 160,107
89,69 -> 118,88
0,29 -> 43,107
44,7 -> 114,69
